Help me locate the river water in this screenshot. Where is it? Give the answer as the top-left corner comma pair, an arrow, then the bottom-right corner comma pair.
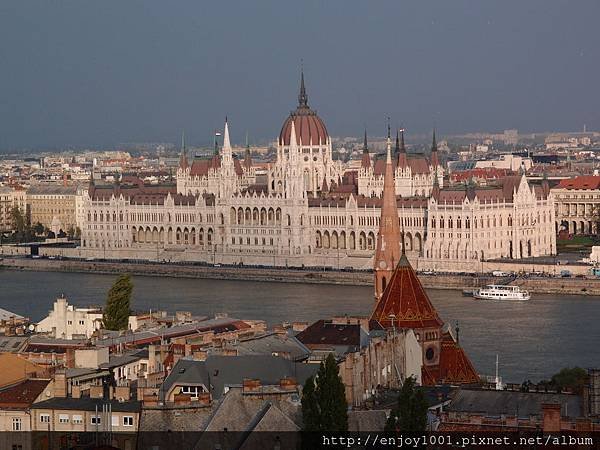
1,270 -> 598,383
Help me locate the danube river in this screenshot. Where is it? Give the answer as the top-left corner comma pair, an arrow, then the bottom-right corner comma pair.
1,270 -> 598,383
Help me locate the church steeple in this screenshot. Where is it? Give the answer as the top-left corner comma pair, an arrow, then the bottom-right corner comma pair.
373,125 -> 402,303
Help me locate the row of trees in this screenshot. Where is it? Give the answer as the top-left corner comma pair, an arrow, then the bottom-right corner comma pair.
301,354 -> 428,436
2,206 -> 79,243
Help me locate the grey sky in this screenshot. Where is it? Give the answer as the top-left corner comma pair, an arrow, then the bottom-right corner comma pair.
1,0 -> 599,151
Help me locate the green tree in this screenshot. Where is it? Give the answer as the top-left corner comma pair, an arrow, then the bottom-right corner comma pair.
103,274 -> 133,331
10,206 -> 26,233
301,353 -> 348,432
301,376 -> 320,432
550,367 -> 588,394
385,376 -> 429,433
32,222 -> 45,236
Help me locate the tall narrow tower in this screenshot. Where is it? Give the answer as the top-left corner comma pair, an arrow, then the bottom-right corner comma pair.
373,128 -> 401,303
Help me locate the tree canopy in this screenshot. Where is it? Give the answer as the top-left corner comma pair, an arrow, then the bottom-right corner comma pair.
301,353 -> 348,432
103,274 -> 133,331
550,367 -> 588,394
385,376 -> 429,433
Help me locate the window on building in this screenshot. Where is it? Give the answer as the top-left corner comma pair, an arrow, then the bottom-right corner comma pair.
72,415 -> 83,424
40,414 -> 50,423
12,417 -> 22,431
111,415 -> 119,427
91,415 -> 101,425
123,416 -> 134,427
59,414 -> 69,423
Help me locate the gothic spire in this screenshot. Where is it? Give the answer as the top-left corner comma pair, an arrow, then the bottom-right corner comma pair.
431,128 -> 440,168
373,123 -> 402,302
397,127 -> 408,169
400,127 -> 406,153
394,128 -> 400,156
361,129 -> 371,169
179,130 -> 188,170
223,117 -> 231,151
298,66 -> 308,108
244,131 -> 252,170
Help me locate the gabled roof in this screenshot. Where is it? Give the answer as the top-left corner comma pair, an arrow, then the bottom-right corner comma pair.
0,379 -> 50,409
162,356 -> 318,401
373,155 -> 432,175
370,254 -> 443,330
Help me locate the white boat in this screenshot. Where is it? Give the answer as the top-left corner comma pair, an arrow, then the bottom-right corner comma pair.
473,284 -> 530,301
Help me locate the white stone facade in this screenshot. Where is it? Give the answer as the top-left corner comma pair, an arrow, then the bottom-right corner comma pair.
78,81 -> 556,270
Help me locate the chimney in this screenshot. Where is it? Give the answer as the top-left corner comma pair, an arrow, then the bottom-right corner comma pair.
279,377 -> 297,391
542,403 -> 562,432
197,392 -> 211,406
89,385 -> 104,399
114,385 -> 131,401
72,385 -> 81,399
173,393 -> 192,405
53,371 -> 67,398
243,379 -> 261,393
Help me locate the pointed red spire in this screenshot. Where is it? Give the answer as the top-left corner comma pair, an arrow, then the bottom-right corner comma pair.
373,134 -> 401,303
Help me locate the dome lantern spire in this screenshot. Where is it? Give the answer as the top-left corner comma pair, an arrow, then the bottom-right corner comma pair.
298,66 -> 308,108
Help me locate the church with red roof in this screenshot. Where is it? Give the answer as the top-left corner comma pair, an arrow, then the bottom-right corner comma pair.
370,133 -> 479,386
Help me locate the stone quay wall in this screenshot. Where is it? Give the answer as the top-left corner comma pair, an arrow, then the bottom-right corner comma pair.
1,257 -> 598,296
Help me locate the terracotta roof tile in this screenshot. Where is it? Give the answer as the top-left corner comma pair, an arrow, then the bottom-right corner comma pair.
557,175 -> 600,190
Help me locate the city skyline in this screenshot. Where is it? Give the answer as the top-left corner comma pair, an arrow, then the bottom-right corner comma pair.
1,1 -> 600,151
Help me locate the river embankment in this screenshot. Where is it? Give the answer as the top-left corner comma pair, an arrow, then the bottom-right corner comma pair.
1,257 -> 598,296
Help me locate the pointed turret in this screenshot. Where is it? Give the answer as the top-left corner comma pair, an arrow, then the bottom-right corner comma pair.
397,128 -> 408,169
431,128 -> 440,168
222,117 -> 232,152
361,129 -> 371,169
373,129 -> 402,303
431,172 -> 441,200
243,132 -> 252,170
179,131 -> 188,170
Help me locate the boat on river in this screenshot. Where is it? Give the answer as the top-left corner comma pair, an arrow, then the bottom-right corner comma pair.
473,284 -> 531,301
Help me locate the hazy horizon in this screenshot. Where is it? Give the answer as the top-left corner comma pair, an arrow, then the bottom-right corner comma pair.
1,1 -> 599,151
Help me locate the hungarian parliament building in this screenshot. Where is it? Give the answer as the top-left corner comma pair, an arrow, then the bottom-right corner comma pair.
81,74 -> 556,270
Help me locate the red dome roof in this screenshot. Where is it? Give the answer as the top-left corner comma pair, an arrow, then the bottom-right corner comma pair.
279,111 -> 328,146
278,71 -> 329,146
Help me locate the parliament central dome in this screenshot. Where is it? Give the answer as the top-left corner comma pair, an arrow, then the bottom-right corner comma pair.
279,71 -> 329,146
